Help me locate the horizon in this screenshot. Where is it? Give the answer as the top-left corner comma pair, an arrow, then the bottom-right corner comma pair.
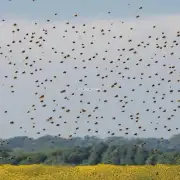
0,133 -> 179,141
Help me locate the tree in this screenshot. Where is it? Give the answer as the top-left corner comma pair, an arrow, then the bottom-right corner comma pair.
146,154 -> 158,165
124,145 -> 137,165
134,147 -> 149,165
88,142 -> 108,165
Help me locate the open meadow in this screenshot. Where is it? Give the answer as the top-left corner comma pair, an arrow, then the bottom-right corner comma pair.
0,164 -> 180,180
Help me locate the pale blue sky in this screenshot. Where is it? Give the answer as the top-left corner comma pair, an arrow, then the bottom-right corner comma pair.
1,0 -> 180,20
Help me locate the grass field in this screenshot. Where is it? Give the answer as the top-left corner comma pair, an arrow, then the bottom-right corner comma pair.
0,164 -> 180,180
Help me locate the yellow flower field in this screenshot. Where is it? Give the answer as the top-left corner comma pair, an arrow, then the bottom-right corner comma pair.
0,164 -> 180,180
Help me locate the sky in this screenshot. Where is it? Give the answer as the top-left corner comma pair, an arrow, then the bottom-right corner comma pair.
0,0 -> 180,139
1,0 -> 180,20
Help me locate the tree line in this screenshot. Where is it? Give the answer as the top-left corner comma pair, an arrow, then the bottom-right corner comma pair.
1,134 -> 180,165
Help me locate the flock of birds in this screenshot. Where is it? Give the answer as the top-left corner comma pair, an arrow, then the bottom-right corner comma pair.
0,1 -> 180,151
